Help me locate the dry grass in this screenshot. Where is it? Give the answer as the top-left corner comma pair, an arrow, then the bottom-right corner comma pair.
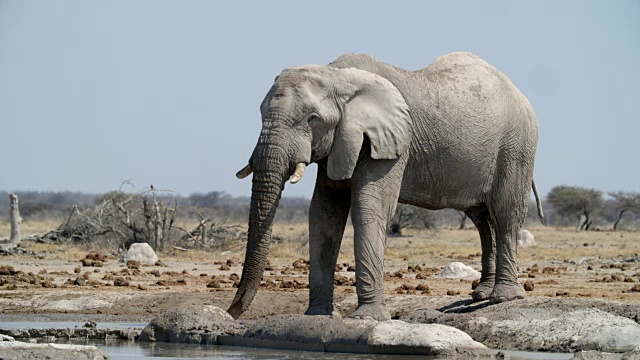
8,219 -> 640,268
522,228 -> 640,261
19,242 -> 90,261
262,224 -> 640,271
0,219 -> 61,237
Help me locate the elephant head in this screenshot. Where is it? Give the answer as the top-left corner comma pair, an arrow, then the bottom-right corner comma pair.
227,65 -> 412,319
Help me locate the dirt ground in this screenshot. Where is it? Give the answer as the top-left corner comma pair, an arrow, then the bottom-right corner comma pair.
1,226 -> 639,322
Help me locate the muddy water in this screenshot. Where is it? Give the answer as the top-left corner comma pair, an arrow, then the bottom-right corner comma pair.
77,340 -> 431,359
64,340 -> 575,360
1,321 -> 574,360
2,321 -> 147,329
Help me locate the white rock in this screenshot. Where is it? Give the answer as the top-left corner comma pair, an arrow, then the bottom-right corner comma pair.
232,314 -> 489,356
517,229 -> 536,248
466,308 -> 640,353
0,341 -> 109,359
438,262 -> 480,280
126,243 -> 158,265
0,334 -> 15,342
139,304 -> 240,343
368,321 -> 487,354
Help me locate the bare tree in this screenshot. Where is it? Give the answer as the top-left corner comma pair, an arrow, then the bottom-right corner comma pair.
547,186 -> 603,230
0,193 -> 22,250
608,191 -> 640,231
17,186 -> 178,250
389,204 -> 434,236
8,194 -> 21,246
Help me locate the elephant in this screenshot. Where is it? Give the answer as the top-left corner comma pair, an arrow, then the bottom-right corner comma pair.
227,52 -> 545,321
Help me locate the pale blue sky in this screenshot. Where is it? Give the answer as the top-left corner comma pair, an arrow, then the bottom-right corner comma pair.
1,1 -> 638,197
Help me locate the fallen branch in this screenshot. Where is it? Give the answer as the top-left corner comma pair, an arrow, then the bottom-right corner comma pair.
175,226 -> 198,242
22,229 -> 63,243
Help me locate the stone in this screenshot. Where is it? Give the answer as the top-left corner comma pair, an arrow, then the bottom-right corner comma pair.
438,262 -> 480,280
85,252 -> 108,262
139,304 -> 241,344
400,297 -> 640,353
113,277 -> 129,287
2,327 -> 139,341
206,280 -> 221,288
125,243 -> 158,266
517,229 -> 536,248
223,314 -> 488,356
368,321 -> 488,355
81,259 -> 94,267
84,321 -> 97,328
524,280 -> 534,291
292,259 -> 309,270
0,341 -> 109,360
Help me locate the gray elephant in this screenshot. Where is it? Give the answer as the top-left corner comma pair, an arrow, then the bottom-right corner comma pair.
228,52 -> 545,320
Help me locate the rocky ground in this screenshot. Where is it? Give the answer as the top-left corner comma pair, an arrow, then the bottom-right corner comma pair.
0,227 -> 639,357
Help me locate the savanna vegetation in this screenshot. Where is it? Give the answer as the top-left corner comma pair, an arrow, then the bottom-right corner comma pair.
0,184 -> 639,254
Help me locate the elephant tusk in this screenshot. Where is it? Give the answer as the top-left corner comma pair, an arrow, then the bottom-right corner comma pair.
289,163 -> 306,184
236,163 -> 252,179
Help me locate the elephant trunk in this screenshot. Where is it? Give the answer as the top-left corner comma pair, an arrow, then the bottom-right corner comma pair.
228,144 -> 288,319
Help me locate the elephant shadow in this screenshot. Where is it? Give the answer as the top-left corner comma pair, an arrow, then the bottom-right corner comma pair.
436,299 -> 492,314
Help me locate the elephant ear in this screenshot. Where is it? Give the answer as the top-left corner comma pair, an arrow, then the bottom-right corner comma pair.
327,68 -> 412,181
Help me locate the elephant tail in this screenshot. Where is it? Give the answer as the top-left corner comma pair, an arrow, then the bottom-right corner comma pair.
532,179 -> 547,226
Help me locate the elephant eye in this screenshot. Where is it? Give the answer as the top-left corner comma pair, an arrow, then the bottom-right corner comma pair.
307,114 -> 320,123
308,115 -> 317,122
298,113 -> 320,127
273,93 -> 285,99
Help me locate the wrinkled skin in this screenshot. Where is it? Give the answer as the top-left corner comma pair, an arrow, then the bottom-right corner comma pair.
228,52 -> 544,321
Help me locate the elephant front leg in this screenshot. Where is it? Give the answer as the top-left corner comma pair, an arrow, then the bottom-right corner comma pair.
305,177 -> 350,316
350,214 -> 390,321
348,158 -> 406,321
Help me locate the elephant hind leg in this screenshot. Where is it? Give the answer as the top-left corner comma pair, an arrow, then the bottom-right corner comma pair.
466,206 -> 495,302
487,174 -> 530,303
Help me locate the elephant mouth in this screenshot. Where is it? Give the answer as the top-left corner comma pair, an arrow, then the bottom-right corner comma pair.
238,162 -> 307,184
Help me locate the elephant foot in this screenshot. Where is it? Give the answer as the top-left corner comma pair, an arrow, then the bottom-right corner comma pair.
349,303 -> 390,321
305,305 -> 333,316
471,280 -> 495,302
490,282 -> 525,304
